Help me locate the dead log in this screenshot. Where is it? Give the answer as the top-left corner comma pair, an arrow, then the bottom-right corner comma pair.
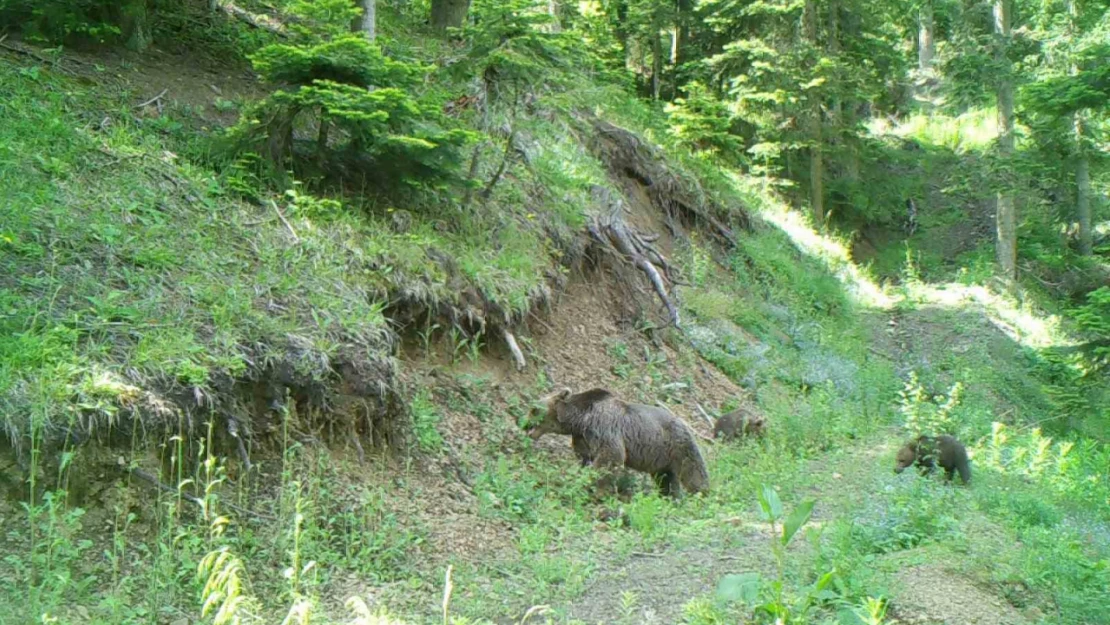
124,465 -> 276,521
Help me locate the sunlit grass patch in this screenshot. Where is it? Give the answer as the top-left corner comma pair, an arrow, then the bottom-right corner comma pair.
878,108 -> 999,154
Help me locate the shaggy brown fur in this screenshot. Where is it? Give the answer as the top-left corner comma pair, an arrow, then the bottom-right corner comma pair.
713,408 -> 766,441
527,388 -> 710,497
894,435 -> 971,485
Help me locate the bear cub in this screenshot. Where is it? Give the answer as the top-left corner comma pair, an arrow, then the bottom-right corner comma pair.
527,388 -> 710,497
894,434 -> 971,485
713,407 -> 766,441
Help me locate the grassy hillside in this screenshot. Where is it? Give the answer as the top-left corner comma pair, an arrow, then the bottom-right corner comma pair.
1,6 -> 1109,625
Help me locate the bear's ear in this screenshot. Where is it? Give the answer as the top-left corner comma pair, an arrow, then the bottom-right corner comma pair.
556,388 -> 572,401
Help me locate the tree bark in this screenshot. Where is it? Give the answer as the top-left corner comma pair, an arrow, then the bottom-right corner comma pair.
353,0 -> 375,40
121,0 -> 152,52
916,0 -> 936,105
1076,129 -> 1092,256
993,0 -> 1017,279
1068,0 -> 1092,256
652,32 -> 663,100
827,0 -> 841,177
431,0 -> 471,30
804,0 -> 824,225
918,0 -> 935,72
546,0 -> 562,32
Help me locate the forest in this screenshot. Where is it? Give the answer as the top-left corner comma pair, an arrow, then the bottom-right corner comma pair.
0,0 -> 1108,623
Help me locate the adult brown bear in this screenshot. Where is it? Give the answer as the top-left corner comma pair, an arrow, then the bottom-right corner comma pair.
527,388 -> 709,497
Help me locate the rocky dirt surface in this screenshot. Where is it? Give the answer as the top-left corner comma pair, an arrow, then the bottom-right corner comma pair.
892,564 -> 1029,625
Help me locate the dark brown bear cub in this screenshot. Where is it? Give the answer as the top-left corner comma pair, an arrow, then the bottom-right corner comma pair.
894,435 -> 971,485
713,408 -> 766,441
527,388 -> 710,497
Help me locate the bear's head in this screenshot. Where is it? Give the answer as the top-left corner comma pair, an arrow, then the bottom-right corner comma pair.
745,413 -> 767,436
525,387 -> 573,440
893,442 -> 917,473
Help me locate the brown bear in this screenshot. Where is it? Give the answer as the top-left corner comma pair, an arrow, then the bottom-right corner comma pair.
527,388 -> 710,497
894,434 -> 971,485
713,408 -> 766,441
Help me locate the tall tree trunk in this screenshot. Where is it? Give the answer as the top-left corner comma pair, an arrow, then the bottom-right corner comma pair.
918,0 -> 935,71
674,0 -> 690,66
827,0 -> 841,181
1075,118 -> 1092,256
353,0 -> 375,40
652,32 -> 663,100
430,0 -> 470,30
121,0 -> 151,52
1068,0 -> 1092,256
993,0 -> 1017,279
917,0 -> 936,105
805,0 -> 824,225
546,0 -> 562,32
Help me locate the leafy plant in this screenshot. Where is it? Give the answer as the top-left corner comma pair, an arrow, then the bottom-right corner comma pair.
665,82 -> 744,161
411,389 -> 445,453
716,486 -> 834,624
899,372 -> 963,437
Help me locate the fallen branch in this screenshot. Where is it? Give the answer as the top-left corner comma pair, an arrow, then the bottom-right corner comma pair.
128,466 -> 204,506
125,465 -> 276,521
134,88 -> 168,110
461,142 -> 485,209
481,127 -> 518,201
867,346 -> 894,360
212,1 -> 288,36
226,416 -> 253,474
503,328 -> 526,372
694,402 -> 716,429
270,199 -> 300,242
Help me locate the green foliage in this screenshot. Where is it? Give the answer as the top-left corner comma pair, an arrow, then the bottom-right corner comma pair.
411,389 -> 445,452
251,37 -> 423,89
898,372 -> 964,437
1073,286 -> 1110,372
459,0 -> 600,96
664,82 -> 743,161
0,0 -> 123,43
227,8 -> 474,191
717,488 -> 847,625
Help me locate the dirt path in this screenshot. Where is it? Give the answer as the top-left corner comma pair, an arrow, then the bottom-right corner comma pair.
565,534 -> 775,624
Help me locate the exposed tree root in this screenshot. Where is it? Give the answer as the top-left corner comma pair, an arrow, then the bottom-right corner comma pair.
503,328 -> 527,372
588,186 -> 681,328
583,116 -> 751,246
